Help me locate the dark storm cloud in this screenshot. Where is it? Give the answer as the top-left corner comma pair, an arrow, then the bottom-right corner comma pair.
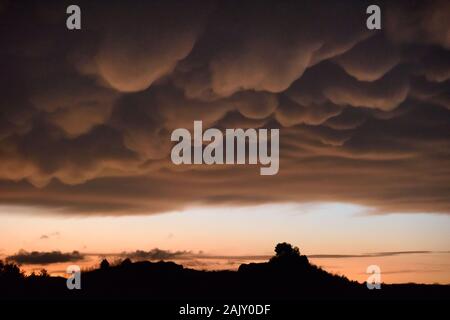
0,0 -> 449,214
6,250 -> 84,265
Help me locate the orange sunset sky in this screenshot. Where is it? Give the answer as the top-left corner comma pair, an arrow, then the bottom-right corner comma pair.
0,0 -> 449,284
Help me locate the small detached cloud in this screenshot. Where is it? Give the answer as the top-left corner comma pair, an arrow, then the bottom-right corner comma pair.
39,232 -> 60,240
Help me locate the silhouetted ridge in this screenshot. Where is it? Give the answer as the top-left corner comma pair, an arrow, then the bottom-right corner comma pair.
1,243 -> 449,300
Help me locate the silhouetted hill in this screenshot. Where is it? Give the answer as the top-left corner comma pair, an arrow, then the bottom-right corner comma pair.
1,243 -> 449,300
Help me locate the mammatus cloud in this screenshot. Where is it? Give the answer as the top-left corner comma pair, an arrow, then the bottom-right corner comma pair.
6,250 -> 84,265
0,0 -> 449,214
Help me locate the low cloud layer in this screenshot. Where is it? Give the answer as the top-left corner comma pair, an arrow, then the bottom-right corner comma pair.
308,251 -> 433,259
5,248 -> 442,267
122,249 -> 190,261
6,250 -> 84,265
0,0 -> 449,214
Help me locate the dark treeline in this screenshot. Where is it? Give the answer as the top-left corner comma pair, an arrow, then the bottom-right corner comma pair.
1,243 -> 449,300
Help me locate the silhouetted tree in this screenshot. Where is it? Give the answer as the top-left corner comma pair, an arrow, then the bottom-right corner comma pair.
39,269 -> 49,277
274,242 -> 300,257
0,260 -> 24,280
270,242 -> 309,268
121,258 -> 132,267
100,259 -> 110,270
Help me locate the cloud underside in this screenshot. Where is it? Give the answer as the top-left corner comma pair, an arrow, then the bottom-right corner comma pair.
0,0 -> 449,215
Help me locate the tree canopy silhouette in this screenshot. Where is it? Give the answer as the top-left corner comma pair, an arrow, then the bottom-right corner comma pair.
269,242 -> 309,268
0,260 -> 23,280
274,242 -> 301,257
100,259 -> 110,270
